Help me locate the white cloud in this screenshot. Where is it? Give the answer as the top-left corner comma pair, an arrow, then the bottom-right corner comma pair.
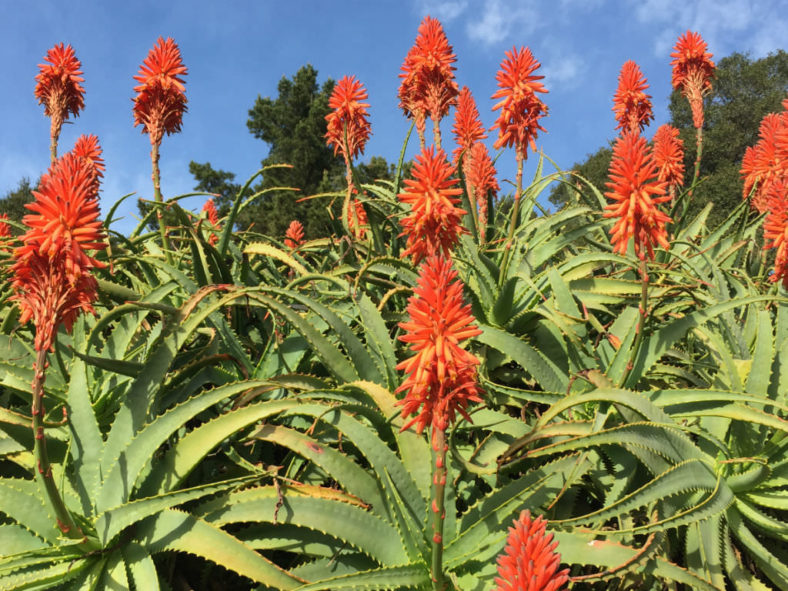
631,0 -> 785,58
414,0 -> 469,21
466,0 -> 538,46
541,54 -> 583,89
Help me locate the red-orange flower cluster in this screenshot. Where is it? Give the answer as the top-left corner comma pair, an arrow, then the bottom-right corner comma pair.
133,37 -> 188,147
740,106 -> 788,213
348,198 -> 369,240
11,150 -> 106,351
494,510 -> 569,591
452,86 -> 487,163
652,124 -> 685,189
396,256 -> 482,435
325,75 -> 372,163
284,220 -> 305,249
491,46 -> 548,161
0,214 -> 10,239
17,152 -> 105,282
671,31 -> 715,129
467,142 -> 499,235
763,178 -> 788,288
34,43 -> 85,131
612,61 -> 653,133
398,16 -> 459,142
72,134 -> 105,191
604,130 -> 671,260
202,198 -> 220,245
398,147 -> 466,264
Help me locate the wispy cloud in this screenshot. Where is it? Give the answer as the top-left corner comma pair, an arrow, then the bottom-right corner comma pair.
466,0 -> 538,46
541,54 -> 583,90
414,0 -> 468,22
631,0 -> 786,58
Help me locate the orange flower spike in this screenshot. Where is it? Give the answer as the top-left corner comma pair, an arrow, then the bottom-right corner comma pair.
398,16 -> 459,146
671,31 -> 715,129
202,198 -> 220,245
452,86 -> 487,162
396,256 -> 482,435
604,130 -> 671,260
348,198 -> 369,240
325,75 -> 372,164
467,142 -> 499,237
493,510 -> 569,591
491,46 -> 548,160
19,152 -> 105,282
652,124 -> 685,188
0,214 -> 10,239
11,252 -> 100,352
398,147 -> 466,264
72,134 -> 105,191
284,220 -> 305,250
133,37 -> 188,148
763,178 -> 788,288
741,110 -> 788,213
34,43 -> 86,161
612,61 -> 653,133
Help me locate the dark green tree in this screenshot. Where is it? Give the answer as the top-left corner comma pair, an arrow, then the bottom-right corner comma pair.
0,178 -> 35,230
191,65 -> 401,239
549,51 -> 788,226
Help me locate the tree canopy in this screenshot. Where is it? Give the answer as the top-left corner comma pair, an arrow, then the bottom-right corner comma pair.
191,65 -> 399,239
0,178 -> 34,229
549,50 -> 788,227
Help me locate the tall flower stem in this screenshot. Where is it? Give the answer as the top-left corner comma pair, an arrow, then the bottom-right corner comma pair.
49,115 -> 62,164
150,141 -> 172,263
688,126 -> 703,198
430,427 -> 448,591
623,258 -> 649,388
433,117 -> 442,152
32,348 -> 83,541
501,152 -> 524,283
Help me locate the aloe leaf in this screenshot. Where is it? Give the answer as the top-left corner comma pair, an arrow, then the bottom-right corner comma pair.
139,398 -> 301,497
95,475 -> 256,545
139,508 -> 305,589
250,424 -> 386,515
195,485 -> 409,566
727,506 -> 788,589
121,542 -> 159,591
477,324 -> 567,392
0,478 -> 62,543
292,564 -> 430,590
97,381 -> 290,512
246,242 -> 309,276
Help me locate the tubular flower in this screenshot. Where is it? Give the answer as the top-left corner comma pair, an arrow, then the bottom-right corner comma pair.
467,142 -> 499,235
202,198 -> 220,245
348,198 -> 369,240
72,134 -> 105,190
11,153 -> 106,352
452,86 -> 487,163
671,31 -> 715,129
491,46 -> 548,160
284,220 -> 305,249
34,43 -> 86,149
133,37 -> 188,148
11,252 -> 100,352
493,510 -> 569,591
740,110 -> 788,213
396,256 -> 482,435
325,75 -> 372,163
763,178 -> 788,288
652,124 -> 685,189
0,214 -> 10,239
612,61 -> 653,133
398,16 -> 459,142
398,147 -> 466,264
17,152 -> 105,283
604,130 -> 671,260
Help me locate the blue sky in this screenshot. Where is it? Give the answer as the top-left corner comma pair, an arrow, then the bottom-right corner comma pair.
2,0 -> 786,235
